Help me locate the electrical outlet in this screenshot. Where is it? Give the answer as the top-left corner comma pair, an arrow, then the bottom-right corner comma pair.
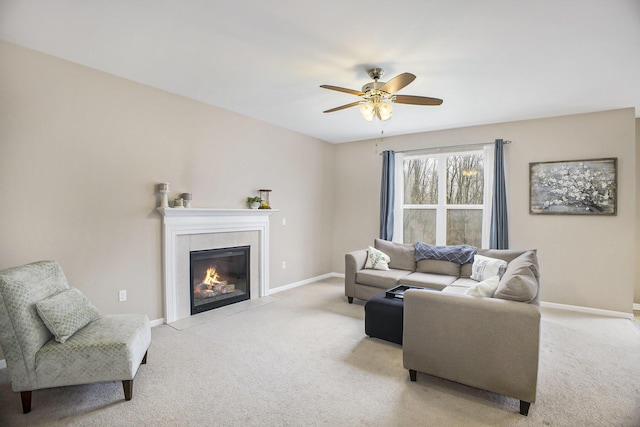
282,218 -> 286,226
119,290 -> 127,302
282,261 -> 286,269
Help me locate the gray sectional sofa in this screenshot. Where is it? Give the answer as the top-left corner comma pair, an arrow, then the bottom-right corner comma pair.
345,238 -> 541,415
345,238 -> 540,304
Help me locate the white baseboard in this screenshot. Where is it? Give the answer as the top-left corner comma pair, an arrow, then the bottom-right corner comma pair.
269,272 -> 343,295
150,318 -> 165,327
633,303 -> 640,312
541,301 -> 634,320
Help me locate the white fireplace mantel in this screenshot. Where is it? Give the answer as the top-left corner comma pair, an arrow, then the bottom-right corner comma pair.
158,208 -> 278,323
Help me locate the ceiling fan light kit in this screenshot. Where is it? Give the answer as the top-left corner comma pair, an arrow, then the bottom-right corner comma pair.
321,68 -> 443,123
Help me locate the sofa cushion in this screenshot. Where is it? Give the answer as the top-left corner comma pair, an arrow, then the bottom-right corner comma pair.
464,275 -> 500,297
494,251 -> 539,303
36,288 -> 101,343
364,246 -> 390,270
477,248 -> 530,264
460,263 -> 473,278
440,285 -> 469,295
356,269 -> 412,290
416,259 -> 461,277
471,255 -> 508,281
398,272 -> 457,291
374,239 -> 415,271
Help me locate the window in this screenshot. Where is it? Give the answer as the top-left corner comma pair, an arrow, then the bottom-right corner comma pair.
397,149 -> 491,247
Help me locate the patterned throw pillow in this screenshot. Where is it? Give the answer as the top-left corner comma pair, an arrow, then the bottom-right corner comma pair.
470,255 -> 508,281
36,288 -> 101,343
364,246 -> 391,270
464,275 -> 500,297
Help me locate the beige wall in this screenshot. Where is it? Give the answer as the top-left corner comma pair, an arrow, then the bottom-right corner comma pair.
333,108 -> 637,314
1,40 -> 637,363
0,41 -> 336,327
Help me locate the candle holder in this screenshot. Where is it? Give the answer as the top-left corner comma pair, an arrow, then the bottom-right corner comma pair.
157,183 -> 170,208
259,189 -> 272,209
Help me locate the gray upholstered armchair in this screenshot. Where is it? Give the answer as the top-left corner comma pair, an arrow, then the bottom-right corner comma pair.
0,260 -> 151,413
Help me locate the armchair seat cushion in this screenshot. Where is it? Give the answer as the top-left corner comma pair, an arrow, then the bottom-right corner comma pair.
35,314 -> 151,389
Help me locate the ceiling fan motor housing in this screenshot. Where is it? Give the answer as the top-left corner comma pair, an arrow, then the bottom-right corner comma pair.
362,81 -> 386,93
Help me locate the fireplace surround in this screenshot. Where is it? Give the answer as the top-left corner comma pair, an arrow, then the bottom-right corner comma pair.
158,208 -> 277,323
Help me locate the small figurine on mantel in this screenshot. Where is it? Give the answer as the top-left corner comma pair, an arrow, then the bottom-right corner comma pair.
259,189 -> 272,209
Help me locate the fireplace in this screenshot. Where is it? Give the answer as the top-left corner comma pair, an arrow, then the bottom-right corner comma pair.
190,246 -> 250,315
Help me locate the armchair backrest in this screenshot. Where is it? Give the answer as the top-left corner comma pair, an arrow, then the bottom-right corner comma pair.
0,261 -> 70,391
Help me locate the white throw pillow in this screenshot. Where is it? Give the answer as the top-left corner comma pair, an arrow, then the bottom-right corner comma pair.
471,255 -> 507,281
364,246 -> 390,270
464,275 -> 500,297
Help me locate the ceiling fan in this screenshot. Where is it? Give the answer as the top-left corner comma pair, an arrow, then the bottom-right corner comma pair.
320,68 -> 443,122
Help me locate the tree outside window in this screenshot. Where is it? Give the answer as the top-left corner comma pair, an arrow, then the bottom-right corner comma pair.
401,151 -> 484,247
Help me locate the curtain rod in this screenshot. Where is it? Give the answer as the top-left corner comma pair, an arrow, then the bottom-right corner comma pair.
383,140 -> 511,155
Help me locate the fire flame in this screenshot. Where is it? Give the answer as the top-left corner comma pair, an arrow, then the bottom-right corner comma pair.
204,267 -> 220,285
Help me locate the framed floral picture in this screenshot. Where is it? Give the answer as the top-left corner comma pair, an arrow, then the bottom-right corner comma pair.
529,158 -> 617,215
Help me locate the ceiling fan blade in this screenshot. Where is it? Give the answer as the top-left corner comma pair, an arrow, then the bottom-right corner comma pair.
320,85 -> 365,96
378,73 -> 416,94
323,101 -> 362,113
393,95 -> 443,106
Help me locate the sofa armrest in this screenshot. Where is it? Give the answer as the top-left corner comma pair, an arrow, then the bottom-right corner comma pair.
403,289 -> 540,403
345,250 -> 368,301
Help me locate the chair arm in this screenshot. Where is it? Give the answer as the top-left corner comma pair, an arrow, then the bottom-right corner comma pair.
403,289 -> 540,403
345,250 -> 368,299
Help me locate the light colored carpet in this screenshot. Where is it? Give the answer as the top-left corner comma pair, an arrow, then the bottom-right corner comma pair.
1,277 -> 639,426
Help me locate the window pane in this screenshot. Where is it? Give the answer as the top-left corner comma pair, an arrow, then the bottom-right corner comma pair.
446,154 -> 484,205
403,209 -> 436,244
404,158 -> 438,204
446,209 -> 483,247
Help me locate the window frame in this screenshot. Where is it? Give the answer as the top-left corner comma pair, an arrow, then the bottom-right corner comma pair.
394,147 -> 494,247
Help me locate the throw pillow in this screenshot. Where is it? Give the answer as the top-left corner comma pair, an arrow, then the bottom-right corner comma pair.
470,255 -> 508,281
364,246 -> 391,270
494,251 -> 540,303
36,288 -> 101,343
464,275 -> 500,297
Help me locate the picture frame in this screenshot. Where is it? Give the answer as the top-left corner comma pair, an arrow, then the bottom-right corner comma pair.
529,157 -> 617,216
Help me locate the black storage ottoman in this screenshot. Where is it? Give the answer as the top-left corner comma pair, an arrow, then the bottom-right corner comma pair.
364,291 -> 405,344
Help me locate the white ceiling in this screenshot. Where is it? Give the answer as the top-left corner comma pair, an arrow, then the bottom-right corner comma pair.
1,0 -> 639,144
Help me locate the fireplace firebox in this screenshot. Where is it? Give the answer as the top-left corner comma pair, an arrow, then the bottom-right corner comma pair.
190,246 -> 250,315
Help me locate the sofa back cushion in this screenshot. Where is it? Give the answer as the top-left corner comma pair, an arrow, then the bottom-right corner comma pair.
416,259 -> 461,276
494,250 -> 540,304
477,248 -> 528,264
374,239 -> 415,271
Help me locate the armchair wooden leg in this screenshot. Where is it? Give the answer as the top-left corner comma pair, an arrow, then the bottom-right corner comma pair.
122,380 -> 133,401
20,391 -> 32,414
519,400 -> 531,416
409,369 -> 417,382
347,297 -> 353,304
